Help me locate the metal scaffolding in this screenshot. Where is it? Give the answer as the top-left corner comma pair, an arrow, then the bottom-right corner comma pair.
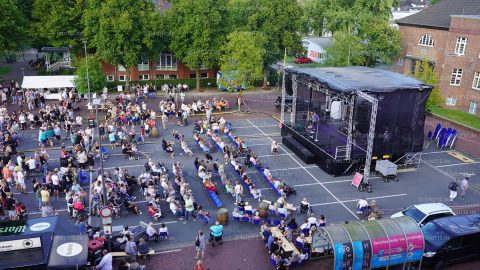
345,95 -> 355,160
290,74 -> 298,126
280,68 -> 286,124
356,90 -> 379,183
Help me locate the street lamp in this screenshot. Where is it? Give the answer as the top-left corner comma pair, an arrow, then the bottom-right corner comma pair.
92,98 -> 106,204
83,41 -> 91,106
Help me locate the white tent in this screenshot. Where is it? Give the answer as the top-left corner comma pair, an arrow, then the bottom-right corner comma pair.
21,75 -> 77,89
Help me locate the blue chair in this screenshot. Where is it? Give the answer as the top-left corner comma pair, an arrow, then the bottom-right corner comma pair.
302,228 -> 309,235
252,219 -> 261,225
265,219 -> 272,225
242,216 -> 250,223
279,213 -> 287,219
246,210 -> 253,216
427,131 -> 433,140
239,207 -> 245,213
273,220 -> 281,226
233,216 -> 241,221
319,223 -> 326,227
147,235 -> 156,241
269,210 -> 276,215
270,258 -> 277,266
295,241 -> 304,249
100,146 -> 109,159
159,232 -> 168,240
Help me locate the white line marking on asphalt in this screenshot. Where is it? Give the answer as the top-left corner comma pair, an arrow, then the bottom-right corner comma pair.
436,161 -> 480,168
422,150 -> 453,155
233,125 -> 278,129
310,193 -> 408,207
246,119 -> 359,219
246,143 -> 282,147
257,153 -> 289,158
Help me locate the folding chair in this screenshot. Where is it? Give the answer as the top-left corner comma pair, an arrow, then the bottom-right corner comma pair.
242,216 -> 250,223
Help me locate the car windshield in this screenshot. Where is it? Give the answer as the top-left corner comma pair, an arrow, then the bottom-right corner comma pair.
403,207 -> 426,223
422,222 -> 451,248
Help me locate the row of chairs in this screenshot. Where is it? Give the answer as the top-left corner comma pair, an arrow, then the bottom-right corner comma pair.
428,123 -> 457,149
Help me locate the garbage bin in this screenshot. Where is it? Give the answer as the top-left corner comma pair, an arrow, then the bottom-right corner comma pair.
88,115 -> 95,128
258,202 -> 269,218
216,208 -> 228,225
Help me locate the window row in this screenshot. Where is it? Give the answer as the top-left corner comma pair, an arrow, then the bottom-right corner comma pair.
418,35 -> 468,56
445,97 -> 477,114
450,70 -> 480,90
106,72 -> 209,82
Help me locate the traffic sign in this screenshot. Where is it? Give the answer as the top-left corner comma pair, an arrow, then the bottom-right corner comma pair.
99,207 -> 113,218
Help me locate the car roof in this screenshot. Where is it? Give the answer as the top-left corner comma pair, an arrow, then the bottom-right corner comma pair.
432,214 -> 480,236
412,203 -> 453,214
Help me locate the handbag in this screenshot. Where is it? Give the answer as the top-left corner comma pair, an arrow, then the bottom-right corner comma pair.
195,236 -> 200,247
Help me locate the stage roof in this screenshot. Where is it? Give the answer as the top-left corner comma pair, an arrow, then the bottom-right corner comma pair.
286,66 -> 431,94
22,75 -> 76,89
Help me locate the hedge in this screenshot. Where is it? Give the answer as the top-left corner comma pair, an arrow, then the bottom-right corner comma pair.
105,78 -> 217,90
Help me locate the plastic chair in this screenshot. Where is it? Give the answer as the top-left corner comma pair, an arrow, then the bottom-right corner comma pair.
295,241 -> 304,249
159,232 -> 168,240
242,216 -> 250,223
273,220 -> 281,226
269,210 -> 276,215
233,216 -> 241,221
279,213 -> 287,219
265,219 -> 272,225
101,146 -> 109,159
302,228 -> 309,235
246,210 -> 253,216
252,219 -> 261,225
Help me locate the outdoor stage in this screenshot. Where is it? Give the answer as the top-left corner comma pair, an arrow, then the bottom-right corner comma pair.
280,66 -> 432,178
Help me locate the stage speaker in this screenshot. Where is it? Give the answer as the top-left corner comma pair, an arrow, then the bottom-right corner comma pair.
356,103 -> 369,133
285,75 -> 293,95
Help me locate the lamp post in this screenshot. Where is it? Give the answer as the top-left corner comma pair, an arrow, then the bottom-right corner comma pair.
92,98 -> 106,204
83,41 -> 91,106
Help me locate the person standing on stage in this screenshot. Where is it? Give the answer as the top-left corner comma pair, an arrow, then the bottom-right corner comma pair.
313,112 -> 319,127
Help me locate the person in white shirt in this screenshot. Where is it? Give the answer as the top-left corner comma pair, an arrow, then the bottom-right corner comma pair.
16,170 -> 26,193
307,214 -> 318,227
146,222 -> 159,241
75,115 -> 82,128
96,249 -> 112,270
357,198 -> 369,213
234,181 -> 243,204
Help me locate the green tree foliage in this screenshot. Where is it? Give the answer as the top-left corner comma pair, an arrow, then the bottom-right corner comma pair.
0,0 -> 28,52
74,56 -> 105,94
220,31 -> 266,88
31,0 -> 86,49
84,0 -> 163,87
410,58 -> 443,109
429,0 -> 442,5
304,0 -> 401,67
168,0 -> 227,91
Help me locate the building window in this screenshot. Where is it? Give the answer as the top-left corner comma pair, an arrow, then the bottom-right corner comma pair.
107,75 -> 114,81
469,101 -> 477,114
118,75 -> 126,81
450,68 -> 463,86
190,73 -> 197,79
454,37 -> 467,55
201,72 -> 208,78
138,74 -> 149,80
156,53 -> 177,70
118,65 -> 126,72
418,34 -> 434,47
472,72 -> 480,90
446,97 -> 457,106
169,74 -> 177,79
138,61 -> 149,71
156,74 -> 165,80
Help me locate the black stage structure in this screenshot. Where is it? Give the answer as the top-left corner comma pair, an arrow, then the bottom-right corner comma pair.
279,66 -> 432,182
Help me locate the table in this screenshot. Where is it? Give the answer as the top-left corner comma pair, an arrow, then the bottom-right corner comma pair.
270,227 -> 300,255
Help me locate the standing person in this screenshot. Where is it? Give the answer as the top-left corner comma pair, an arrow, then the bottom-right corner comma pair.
184,194 -> 196,224
448,180 -> 459,202
195,260 -> 205,270
234,181 -> 243,205
162,113 -> 168,130
460,176 -> 469,199
195,230 -> 206,259
95,249 -> 112,270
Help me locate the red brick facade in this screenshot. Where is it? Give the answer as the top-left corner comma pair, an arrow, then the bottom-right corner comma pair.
101,54 -> 216,82
395,16 -> 480,115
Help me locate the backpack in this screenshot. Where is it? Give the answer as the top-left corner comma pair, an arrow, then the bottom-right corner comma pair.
448,182 -> 458,190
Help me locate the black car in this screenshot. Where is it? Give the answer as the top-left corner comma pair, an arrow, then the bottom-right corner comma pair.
274,96 -> 293,112
422,213 -> 480,270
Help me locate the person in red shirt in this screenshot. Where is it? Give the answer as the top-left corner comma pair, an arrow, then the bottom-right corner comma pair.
195,260 -> 205,270
147,203 -> 162,221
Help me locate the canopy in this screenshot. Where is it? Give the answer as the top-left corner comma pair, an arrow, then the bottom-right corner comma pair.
0,216 -> 87,269
285,66 -> 431,94
21,75 -> 76,89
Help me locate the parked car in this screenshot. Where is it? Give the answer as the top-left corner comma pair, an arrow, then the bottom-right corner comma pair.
422,214 -> 480,270
391,203 -> 454,227
274,96 -> 293,112
294,57 -> 312,64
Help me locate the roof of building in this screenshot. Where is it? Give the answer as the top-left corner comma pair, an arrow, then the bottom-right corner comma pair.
303,37 -> 334,48
285,66 -> 431,94
396,0 -> 480,29
152,0 -> 171,13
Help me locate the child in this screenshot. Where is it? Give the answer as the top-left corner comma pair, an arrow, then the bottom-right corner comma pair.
159,223 -> 168,240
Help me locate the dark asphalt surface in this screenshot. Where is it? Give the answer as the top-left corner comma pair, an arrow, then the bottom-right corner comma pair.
6,90 -> 480,270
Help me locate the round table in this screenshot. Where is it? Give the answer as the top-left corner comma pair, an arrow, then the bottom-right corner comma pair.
88,239 -> 103,252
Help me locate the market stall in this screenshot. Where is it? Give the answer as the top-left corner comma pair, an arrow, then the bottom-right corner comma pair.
310,216 -> 424,270
21,75 -> 76,100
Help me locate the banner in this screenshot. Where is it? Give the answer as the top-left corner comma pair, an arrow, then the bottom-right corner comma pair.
352,172 -> 363,188
0,237 -> 41,253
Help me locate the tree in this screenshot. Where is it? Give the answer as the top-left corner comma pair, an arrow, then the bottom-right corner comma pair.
0,0 -> 28,52
84,0 -> 162,87
74,56 -> 105,94
31,0 -> 86,49
246,0 -> 303,87
410,58 -> 443,109
324,32 -> 365,66
429,0 -> 442,5
168,0 -> 227,91
220,31 -> 266,88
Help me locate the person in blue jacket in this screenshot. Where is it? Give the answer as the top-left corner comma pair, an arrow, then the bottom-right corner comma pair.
209,221 -> 223,246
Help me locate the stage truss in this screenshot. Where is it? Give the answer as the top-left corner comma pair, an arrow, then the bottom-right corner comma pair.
280,69 -> 379,183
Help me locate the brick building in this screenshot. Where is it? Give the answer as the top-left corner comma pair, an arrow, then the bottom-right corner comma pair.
101,54 -> 216,83
395,0 -> 480,115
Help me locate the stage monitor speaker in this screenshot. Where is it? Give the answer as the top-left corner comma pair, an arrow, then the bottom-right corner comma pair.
356,103 -> 369,133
